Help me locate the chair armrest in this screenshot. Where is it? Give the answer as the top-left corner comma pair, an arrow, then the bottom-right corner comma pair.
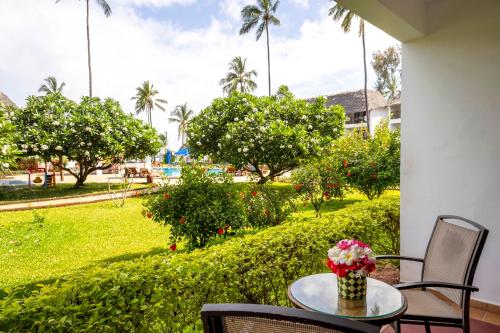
376,255 -> 424,263
394,281 -> 479,292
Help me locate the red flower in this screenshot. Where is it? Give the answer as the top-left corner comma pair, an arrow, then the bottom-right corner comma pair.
217,228 -> 225,235
169,244 -> 177,251
251,191 -> 258,197
323,191 -> 330,198
135,191 -> 141,197
179,216 -> 186,224
146,212 -> 152,218
293,184 -> 302,192
343,159 -> 348,168
347,171 -> 352,177
163,193 -> 171,200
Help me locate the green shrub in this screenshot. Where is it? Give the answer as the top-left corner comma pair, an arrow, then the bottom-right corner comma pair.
0,198 -> 399,332
144,165 -> 246,249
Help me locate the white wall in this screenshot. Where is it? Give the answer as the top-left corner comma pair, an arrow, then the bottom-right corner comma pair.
401,0 -> 500,305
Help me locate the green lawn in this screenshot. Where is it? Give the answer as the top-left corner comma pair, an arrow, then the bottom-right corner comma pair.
0,187 -> 400,290
0,198 -> 169,289
0,182 -> 147,204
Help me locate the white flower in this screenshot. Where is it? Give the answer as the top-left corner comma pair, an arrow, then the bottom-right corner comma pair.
259,126 -> 266,132
217,143 -> 222,148
242,147 -> 248,153
41,144 -> 48,150
209,124 -> 213,129
308,125 -> 313,130
52,121 -> 60,126
237,148 -> 242,152
55,146 -> 63,151
244,117 -> 251,122
33,147 -> 39,152
301,115 -> 307,120
234,117 -> 239,121
80,142 -> 85,146
287,144 -> 292,149
84,151 -> 90,157
87,142 -> 92,146
1,145 -> 9,154
280,145 -> 285,149
252,108 -> 258,112
21,144 -> 28,149
226,134 -> 231,139
197,141 -> 202,146
85,127 -> 91,132
2,163 -> 9,168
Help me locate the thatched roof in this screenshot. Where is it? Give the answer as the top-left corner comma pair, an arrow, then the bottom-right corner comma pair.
318,89 -> 387,114
0,92 -> 16,108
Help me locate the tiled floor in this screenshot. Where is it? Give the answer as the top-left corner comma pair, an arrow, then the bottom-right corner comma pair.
472,307 -> 500,326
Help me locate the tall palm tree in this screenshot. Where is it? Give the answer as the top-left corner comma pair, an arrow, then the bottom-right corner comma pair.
131,81 -> 168,127
219,56 -> 258,95
239,0 -> 280,96
38,76 -> 66,95
329,3 -> 370,133
56,0 -> 112,97
168,103 -> 194,146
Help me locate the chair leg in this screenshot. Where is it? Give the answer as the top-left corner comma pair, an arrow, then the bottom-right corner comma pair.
396,320 -> 401,333
424,321 -> 431,333
463,319 -> 470,333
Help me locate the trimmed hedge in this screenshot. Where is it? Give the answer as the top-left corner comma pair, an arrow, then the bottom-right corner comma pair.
0,198 -> 399,332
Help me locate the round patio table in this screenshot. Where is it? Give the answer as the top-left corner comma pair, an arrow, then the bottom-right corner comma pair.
288,273 -> 407,327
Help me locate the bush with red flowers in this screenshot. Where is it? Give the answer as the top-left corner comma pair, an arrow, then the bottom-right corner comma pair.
144,165 -> 246,249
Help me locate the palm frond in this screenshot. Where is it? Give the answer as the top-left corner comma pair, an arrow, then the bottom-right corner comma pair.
96,0 -> 112,17
271,0 -> 280,13
269,16 -> 281,26
256,22 -> 266,40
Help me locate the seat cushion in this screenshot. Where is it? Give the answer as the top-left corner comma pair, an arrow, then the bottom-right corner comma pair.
401,289 -> 462,319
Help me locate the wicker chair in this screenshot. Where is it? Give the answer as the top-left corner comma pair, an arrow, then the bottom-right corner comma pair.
377,215 -> 489,333
201,304 -> 379,333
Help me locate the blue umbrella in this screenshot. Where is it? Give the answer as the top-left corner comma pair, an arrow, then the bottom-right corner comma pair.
176,147 -> 190,156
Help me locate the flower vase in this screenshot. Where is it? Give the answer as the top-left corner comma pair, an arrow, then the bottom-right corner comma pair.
337,271 -> 367,300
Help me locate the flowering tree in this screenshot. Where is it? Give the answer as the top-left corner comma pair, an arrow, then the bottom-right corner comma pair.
334,123 -> 400,199
188,86 -> 345,183
0,105 -> 20,173
14,94 -> 161,187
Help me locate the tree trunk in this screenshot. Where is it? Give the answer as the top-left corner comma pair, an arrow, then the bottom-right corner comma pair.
86,0 -> 93,97
362,24 -> 370,134
265,22 -> 271,96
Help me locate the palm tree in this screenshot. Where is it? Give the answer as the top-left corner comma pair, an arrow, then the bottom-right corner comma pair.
56,0 -> 112,97
38,76 -> 66,95
239,0 -> 280,96
329,3 -> 370,133
131,81 -> 168,127
168,103 -> 194,146
219,56 -> 258,95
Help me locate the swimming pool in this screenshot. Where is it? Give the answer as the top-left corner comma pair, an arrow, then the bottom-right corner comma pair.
158,167 -> 223,177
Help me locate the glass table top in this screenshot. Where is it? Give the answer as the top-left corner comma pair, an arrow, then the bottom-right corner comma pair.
288,273 -> 406,320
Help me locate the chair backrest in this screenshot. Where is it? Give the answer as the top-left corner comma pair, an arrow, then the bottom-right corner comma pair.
422,215 -> 488,306
201,304 -> 379,333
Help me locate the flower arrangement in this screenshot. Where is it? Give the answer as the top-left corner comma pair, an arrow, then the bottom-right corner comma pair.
327,239 -> 376,277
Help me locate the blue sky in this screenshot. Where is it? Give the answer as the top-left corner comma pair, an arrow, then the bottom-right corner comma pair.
0,0 -> 398,149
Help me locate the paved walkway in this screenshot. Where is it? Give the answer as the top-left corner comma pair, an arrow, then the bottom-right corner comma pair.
0,189 -> 149,212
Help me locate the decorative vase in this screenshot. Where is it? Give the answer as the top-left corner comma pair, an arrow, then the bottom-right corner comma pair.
337,271 -> 367,300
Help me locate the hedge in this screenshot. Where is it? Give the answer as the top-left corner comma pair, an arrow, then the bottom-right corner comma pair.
0,198 -> 399,332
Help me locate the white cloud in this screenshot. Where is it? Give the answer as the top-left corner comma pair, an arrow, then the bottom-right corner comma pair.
0,0 -> 397,150
219,0 -> 248,22
117,0 -> 196,8
292,0 -> 309,8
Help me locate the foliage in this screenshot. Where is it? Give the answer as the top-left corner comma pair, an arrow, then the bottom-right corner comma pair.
0,198 -> 169,289
0,198 -> 399,332
168,103 -> 194,145
220,56 -> 258,95
291,157 -> 348,217
13,94 -> 162,187
0,105 -> 20,174
145,165 -> 247,249
241,183 -> 296,228
38,76 -> 65,95
371,46 -> 401,100
131,80 -> 167,126
334,123 -> 400,200
188,86 -> 345,183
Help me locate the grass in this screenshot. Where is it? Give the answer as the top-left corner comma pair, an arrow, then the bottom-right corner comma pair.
0,198 -> 169,289
0,182 -> 147,204
0,185 -> 400,291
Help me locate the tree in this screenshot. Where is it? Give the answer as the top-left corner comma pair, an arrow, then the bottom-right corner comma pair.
168,103 -> 194,146
371,46 -> 401,101
158,132 -> 168,148
0,105 -> 19,174
56,0 -> 112,97
14,94 -> 161,188
219,56 -> 258,95
38,76 -> 66,95
333,122 -> 400,200
239,0 -> 281,96
329,3 -> 370,132
131,81 -> 168,127
188,86 -> 345,183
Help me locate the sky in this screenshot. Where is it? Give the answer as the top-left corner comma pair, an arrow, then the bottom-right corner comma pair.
0,0 -> 398,150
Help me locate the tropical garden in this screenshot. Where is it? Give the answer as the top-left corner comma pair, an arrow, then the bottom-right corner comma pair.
0,0 -> 403,331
